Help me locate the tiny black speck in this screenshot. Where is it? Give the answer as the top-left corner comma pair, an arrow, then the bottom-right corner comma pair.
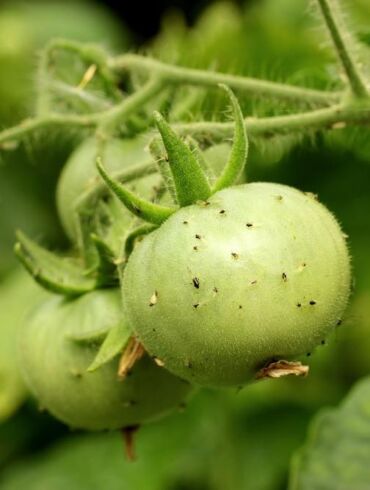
195,234 -> 201,239
183,221 -> 188,225
193,246 -> 198,251
282,272 -> 287,281
246,223 -> 253,227
193,303 -> 199,309
297,303 -> 302,308
219,209 -> 226,214
309,300 -> 317,305
192,277 -> 200,289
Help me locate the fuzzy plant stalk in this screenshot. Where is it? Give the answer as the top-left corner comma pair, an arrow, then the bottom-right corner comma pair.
0,0 -> 369,150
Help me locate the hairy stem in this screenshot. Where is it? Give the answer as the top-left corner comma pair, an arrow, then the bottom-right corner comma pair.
110,54 -> 341,106
315,0 -> 368,98
0,115 -> 97,148
0,80 -> 163,148
98,77 -> 164,135
174,101 -> 370,140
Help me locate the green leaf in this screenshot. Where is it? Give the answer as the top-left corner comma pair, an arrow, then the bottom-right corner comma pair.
15,231 -> 97,296
96,158 -> 175,225
124,223 -> 157,258
289,375 -> 370,489
212,85 -> 248,192
153,111 -> 212,206
87,322 -> 131,372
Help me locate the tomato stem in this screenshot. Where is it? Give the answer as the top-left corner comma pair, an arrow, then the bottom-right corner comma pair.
315,0 -> 369,99
110,54 -> 340,106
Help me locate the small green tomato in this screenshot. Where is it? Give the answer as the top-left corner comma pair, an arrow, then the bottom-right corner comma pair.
19,289 -> 192,430
122,183 -> 351,387
56,134 -> 157,242
96,87 -> 351,388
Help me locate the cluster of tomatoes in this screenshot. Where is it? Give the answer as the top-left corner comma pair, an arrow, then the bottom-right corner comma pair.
19,104 -> 350,434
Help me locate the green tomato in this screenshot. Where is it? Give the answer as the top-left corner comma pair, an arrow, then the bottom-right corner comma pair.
56,134 -> 159,243
122,183 -> 351,387
19,289 -> 192,430
0,268 -> 48,421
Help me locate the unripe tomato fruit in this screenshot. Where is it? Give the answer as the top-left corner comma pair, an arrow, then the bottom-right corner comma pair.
56,135 -> 158,242
122,183 -> 351,387
19,289 -> 192,430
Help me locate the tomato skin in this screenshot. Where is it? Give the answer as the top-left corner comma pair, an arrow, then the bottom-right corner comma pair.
56,134 -> 157,242
122,182 -> 351,387
19,289 -> 192,430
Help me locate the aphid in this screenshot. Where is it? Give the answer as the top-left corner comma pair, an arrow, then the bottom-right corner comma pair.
192,277 -> 200,289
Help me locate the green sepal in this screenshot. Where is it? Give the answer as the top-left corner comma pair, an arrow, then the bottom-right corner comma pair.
14,231 -> 97,296
90,234 -> 118,287
153,111 -> 212,206
124,223 -> 157,258
87,322 -> 131,372
74,206 -> 100,268
149,137 -> 178,203
185,136 -> 216,181
212,85 -> 248,192
96,157 -> 175,225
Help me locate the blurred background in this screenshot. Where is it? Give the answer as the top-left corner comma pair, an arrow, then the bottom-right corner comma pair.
0,0 -> 369,489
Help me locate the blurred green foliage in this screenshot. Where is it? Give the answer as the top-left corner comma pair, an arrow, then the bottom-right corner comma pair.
290,376 -> 370,489
0,0 -> 130,277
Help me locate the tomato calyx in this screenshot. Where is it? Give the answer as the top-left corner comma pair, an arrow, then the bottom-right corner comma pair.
14,229 -> 118,296
96,85 -> 248,226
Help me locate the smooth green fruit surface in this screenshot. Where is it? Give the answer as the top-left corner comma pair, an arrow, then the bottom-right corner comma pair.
19,289 -> 192,430
122,182 -> 351,387
56,135 -> 157,242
